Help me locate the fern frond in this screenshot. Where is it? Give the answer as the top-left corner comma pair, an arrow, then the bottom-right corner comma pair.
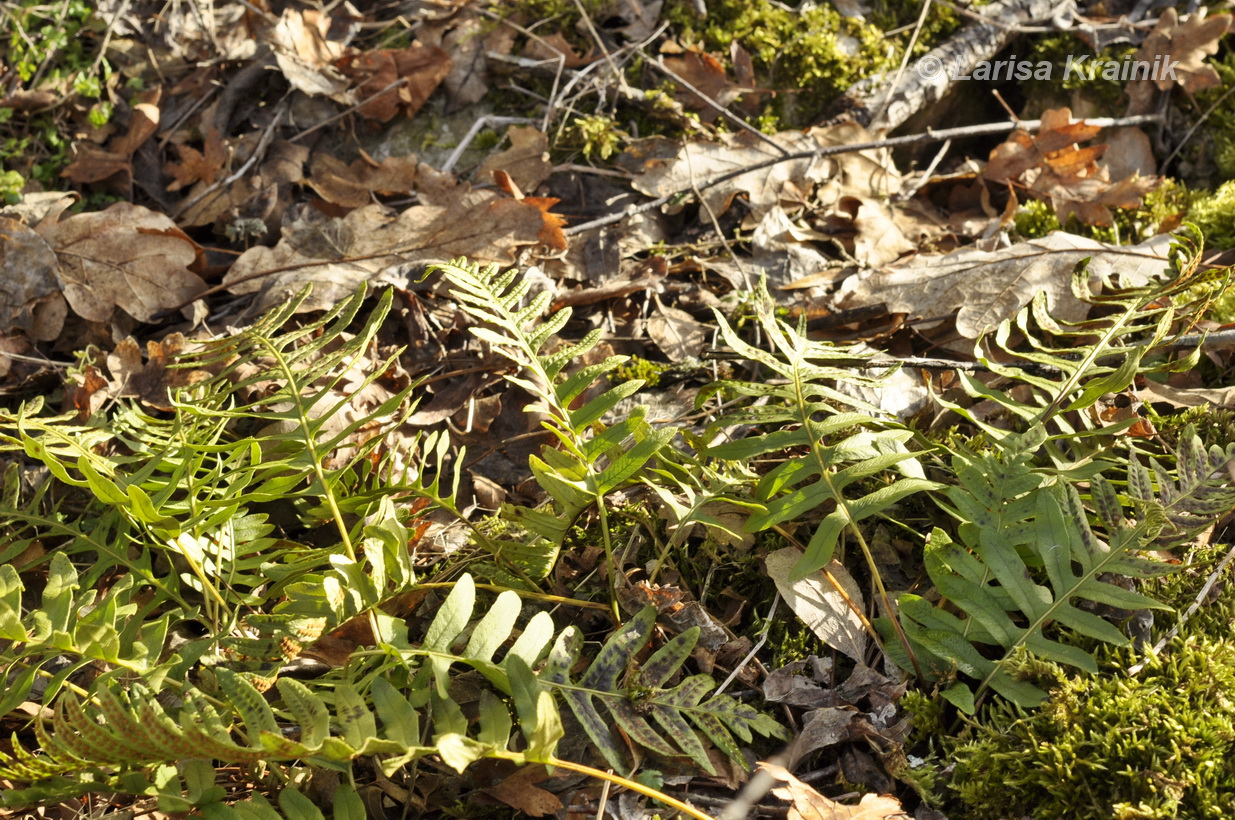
1127,424 -> 1235,548
897,433 -> 1174,712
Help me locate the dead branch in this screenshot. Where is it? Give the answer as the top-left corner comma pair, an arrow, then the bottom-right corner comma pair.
831,0 -> 1076,131
564,112 -> 1163,236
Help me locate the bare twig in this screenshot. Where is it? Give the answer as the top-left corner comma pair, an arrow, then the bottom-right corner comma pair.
564,113 -> 1164,236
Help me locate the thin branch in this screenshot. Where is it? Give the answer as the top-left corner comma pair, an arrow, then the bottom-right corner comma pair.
563,113 -> 1164,236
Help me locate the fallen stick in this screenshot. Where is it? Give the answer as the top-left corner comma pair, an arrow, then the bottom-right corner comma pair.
563,112 -> 1163,237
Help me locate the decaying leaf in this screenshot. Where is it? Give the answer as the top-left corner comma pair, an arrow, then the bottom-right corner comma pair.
62,90 -> 161,186
477,126 -> 553,194
647,296 -> 708,361
224,191 -> 565,313
269,7 -> 352,97
305,153 -> 421,209
838,231 -> 1173,338
985,107 -> 1157,226
661,47 -> 747,120
1131,7 -> 1231,105
36,203 -> 207,324
335,42 -> 451,122
765,547 -> 867,664
630,122 -> 900,227
763,762 -> 908,819
106,334 -> 210,411
0,217 -> 65,340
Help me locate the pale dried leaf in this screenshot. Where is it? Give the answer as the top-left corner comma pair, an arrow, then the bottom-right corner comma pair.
838,231 -> 1173,338
762,762 -> 908,819
37,203 -> 206,323
0,217 -> 63,338
225,192 -> 564,313
631,122 -> 899,226
647,298 -> 708,361
269,7 -> 351,97
765,547 -> 867,664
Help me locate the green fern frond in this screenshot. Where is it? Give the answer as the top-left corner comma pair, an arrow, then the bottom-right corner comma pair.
434,260 -> 676,582
897,429 -> 1176,712
702,281 -> 940,577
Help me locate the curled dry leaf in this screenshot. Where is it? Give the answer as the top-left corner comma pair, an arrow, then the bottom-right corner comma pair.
37,203 -> 207,324
839,231 -> 1173,338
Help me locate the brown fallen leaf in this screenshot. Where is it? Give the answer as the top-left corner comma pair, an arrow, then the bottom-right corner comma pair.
106,334 -> 210,412
631,122 -> 900,227
661,46 -> 747,121
0,216 -> 65,340
224,191 -> 566,313
269,7 -> 351,97
1128,7 -> 1231,114
335,42 -> 451,123
36,203 -> 207,324
306,153 -> 421,209
478,126 -> 553,194
762,762 -> 908,820
985,107 -> 1157,226
62,89 -> 161,186
647,295 -> 708,362
522,32 -> 595,68
838,231 -> 1174,338
482,765 -> 562,817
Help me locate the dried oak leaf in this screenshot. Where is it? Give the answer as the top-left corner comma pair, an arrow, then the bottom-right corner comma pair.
305,152 -> 420,209
985,108 -> 1157,226
837,231 -> 1173,338
631,121 -> 899,227
107,334 -> 208,411
335,42 -> 451,122
62,91 -> 161,185
1141,7 -> 1230,93
224,191 -> 565,313
661,47 -> 747,121
37,203 -> 207,323
269,7 -> 351,97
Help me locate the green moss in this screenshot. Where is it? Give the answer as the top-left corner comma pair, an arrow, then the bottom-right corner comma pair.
664,0 -> 903,129
942,600 -> 1235,819
612,356 -> 668,388
1186,181 -> 1235,250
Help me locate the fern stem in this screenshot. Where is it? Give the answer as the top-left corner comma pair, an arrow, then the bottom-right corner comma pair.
538,756 -> 716,820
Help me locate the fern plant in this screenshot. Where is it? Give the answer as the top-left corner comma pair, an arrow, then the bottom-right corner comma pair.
894,231 -> 1235,711
0,574 -> 782,817
435,259 -> 678,591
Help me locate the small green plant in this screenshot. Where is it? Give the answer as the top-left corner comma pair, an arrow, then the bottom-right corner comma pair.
570,113 -> 627,161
